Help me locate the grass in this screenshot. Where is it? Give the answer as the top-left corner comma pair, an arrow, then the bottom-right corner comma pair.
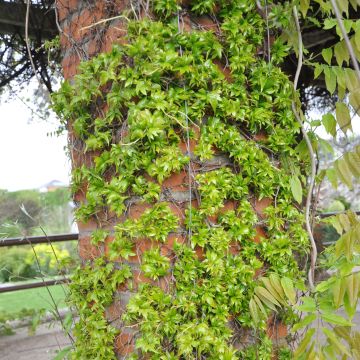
0,284 -> 67,315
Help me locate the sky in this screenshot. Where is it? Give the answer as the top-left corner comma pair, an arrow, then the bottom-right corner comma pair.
0,94 -> 71,192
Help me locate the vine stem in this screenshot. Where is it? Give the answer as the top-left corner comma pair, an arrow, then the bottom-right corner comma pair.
292,6 -> 317,291
25,0 -> 41,85
80,15 -> 130,31
177,12 -> 193,241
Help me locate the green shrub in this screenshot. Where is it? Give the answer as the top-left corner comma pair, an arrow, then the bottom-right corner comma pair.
0,244 -> 71,282
0,247 -> 36,282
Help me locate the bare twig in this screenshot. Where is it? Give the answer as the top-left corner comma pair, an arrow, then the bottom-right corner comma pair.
80,15 -> 129,31
292,6 -> 318,291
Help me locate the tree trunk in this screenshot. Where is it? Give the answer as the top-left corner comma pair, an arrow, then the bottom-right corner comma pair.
55,1 -> 307,358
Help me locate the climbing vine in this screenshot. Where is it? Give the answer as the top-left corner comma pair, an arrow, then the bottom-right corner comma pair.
51,0 -> 360,358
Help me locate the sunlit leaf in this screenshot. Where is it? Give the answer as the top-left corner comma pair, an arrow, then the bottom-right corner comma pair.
322,48 -> 333,65
300,0 -> 310,17
344,151 -> 360,178
292,313 -> 317,332
334,41 -> 349,66
333,278 -> 347,308
254,286 -> 281,309
335,159 -> 353,189
324,67 -> 337,94
322,113 -> 337,136
293,329 -> 315,358
281,277 -> 296,305
297,296 -> 316,312
349,89 -> 360,116
336,102 -> 352,133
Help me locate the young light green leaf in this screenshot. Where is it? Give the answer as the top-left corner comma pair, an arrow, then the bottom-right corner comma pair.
324,67 -> 337,94
254,286 -> 281,308
345,68 -> 360,91
293,328 -> 315,358
347,272 -> 360,308
322,113 -> 337,136
333,278 -> 347,308
290,176 -> 302,204
322,328 -> 352,356
281,277 -> 296,305
344,151 -> 360,178
253,295 -> 268,317
349,89 -> 360,116
321,312 -> 353,326
261,277 -> 286,305
334,41 -> 349,66
292,313 -> 317,332
323,19 -> 337,30
299,0 -> 310,17
336,102 -> 352,133
296,296 -> 317,312
314,63 -> 323,79
269,273 -> 286,299
319,138 -> 334,154
326,168 -> 338,189
249,298 -> 259,325
335,158 -> 353,189
354,28 -> 360,51
336,0 -> 349,16
322,47 -> 333,65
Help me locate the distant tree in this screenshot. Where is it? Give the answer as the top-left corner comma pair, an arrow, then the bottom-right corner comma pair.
0,189 -> 42,235
0,0 -> 58,93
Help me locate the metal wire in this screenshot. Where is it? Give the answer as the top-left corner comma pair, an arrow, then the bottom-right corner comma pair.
177,12 -> 192,241
265,0 -> 271,63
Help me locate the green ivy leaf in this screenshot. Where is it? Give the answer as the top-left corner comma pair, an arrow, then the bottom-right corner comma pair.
300,0 -> 310,17
323,19 -> 337,30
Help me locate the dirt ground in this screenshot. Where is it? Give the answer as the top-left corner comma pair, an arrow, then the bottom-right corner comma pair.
0,322 -> 71,360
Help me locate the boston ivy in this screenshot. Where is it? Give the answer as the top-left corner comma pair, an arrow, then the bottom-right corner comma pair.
53,0 -> 310,358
